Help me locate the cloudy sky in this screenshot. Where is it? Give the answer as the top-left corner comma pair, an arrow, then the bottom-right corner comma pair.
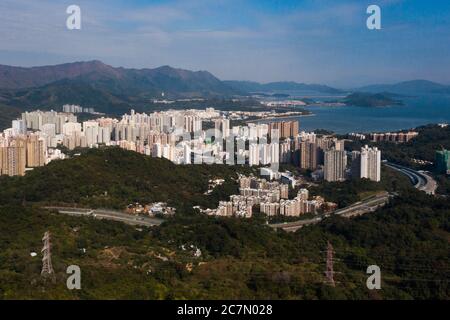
0,0 -> 449,87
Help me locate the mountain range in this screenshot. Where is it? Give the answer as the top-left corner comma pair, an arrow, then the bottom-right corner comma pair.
0,61 -> 245,124
0,60 -> 239,97
1,61 -> 449,97
0,61 -> 349,127
0,60 -> 449,130
357,80 -> 450,95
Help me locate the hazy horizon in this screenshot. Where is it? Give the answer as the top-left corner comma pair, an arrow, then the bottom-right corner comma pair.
1,0 -> 450,87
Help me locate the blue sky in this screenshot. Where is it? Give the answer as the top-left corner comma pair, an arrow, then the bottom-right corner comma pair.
0,0 -> 449,87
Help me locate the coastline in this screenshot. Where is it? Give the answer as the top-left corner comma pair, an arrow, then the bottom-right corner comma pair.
245,113 -> 315,124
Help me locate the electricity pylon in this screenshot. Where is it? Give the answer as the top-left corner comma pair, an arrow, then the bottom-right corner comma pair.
41,231 -> 55,280
324,241 -> 336,287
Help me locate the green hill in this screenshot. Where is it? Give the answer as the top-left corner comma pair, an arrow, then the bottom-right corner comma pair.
0,61 -> 241,98
0,147 -> 448,299
358,80 -> 450,95
344,92 -> 403,107
0,61 -> 245,126
0,188 -> 448,299
0,80 -> 132,115
0,147 -> 254,210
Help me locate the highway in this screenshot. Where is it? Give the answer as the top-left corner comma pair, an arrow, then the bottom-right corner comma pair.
333,192 -> 390,217
271,161 -> 439,233
269,216 -> 323,232
44,206 -> 164,227
384,162 -> 437,195
269,192 -> 391,232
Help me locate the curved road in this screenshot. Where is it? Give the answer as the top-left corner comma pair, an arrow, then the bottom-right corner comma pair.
44,206 -> 163,227
270,192 -> 391,232
384,162 -> 437,195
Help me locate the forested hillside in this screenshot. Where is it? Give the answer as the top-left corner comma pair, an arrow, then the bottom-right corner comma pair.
0,188 -> 448,299
0,147 -> 255,210
0,148 -> 448,299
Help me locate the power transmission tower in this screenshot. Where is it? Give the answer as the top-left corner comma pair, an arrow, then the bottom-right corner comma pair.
324,241 -> 336,287
41,231 -> 55,281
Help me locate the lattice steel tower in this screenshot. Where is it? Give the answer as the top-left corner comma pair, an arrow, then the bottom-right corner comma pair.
324,241 -> 336,287
41,231 -> 55,277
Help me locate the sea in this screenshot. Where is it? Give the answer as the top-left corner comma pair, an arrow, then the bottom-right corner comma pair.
261,92 -> 450,134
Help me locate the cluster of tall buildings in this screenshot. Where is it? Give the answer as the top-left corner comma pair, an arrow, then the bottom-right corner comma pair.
22,110 -> 77,134
260,188 -> 333,217
62,120 -> 112,150
20,110 -> 112,151
2,107 -> 382,185
322,145 -> 381,183
200,176 -> 286,218
14,109 -> 352,176
62,104 -> 95,114
273,130 -> 353,182
268,121 -> 299,139
200,175 -> 336,218
102,109 -> 288,166
279,132 -> 344,168
0,133 -> 46,176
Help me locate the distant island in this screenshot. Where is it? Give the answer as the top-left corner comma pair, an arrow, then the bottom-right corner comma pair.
357,79 -> 450,95
343,92 -> 403,107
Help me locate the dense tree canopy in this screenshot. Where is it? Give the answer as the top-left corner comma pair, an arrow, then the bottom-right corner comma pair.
0,146 -> 448,299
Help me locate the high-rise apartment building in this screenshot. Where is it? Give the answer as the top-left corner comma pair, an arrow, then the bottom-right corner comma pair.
350,150 -> 361,179
0,138 -> 26,176
249,143 -> 260,166
12,120 -> 26,135
299,141 -> 318,170
0,144 -> 7,175
435,149 -> 450,174
260,144 -> 271,165
280,139 -> 292,163
360,145 -> 381,181
184,115 -> 202,133
26,134 -> 45,168
315,136 -> 345,165
324,150 -> 347,182
214,118 -> 230,138
268,121 -> 299,139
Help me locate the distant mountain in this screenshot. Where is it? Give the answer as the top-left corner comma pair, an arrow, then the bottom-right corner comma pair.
357,80 -> 450,95
344,92 -> 403,107
0,60 -> 128,89
223,80 -> 343,94
0,79 -> 135,114
0,60 -> 241,98
0,60 -> 248,121
0,104 -> 21,131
